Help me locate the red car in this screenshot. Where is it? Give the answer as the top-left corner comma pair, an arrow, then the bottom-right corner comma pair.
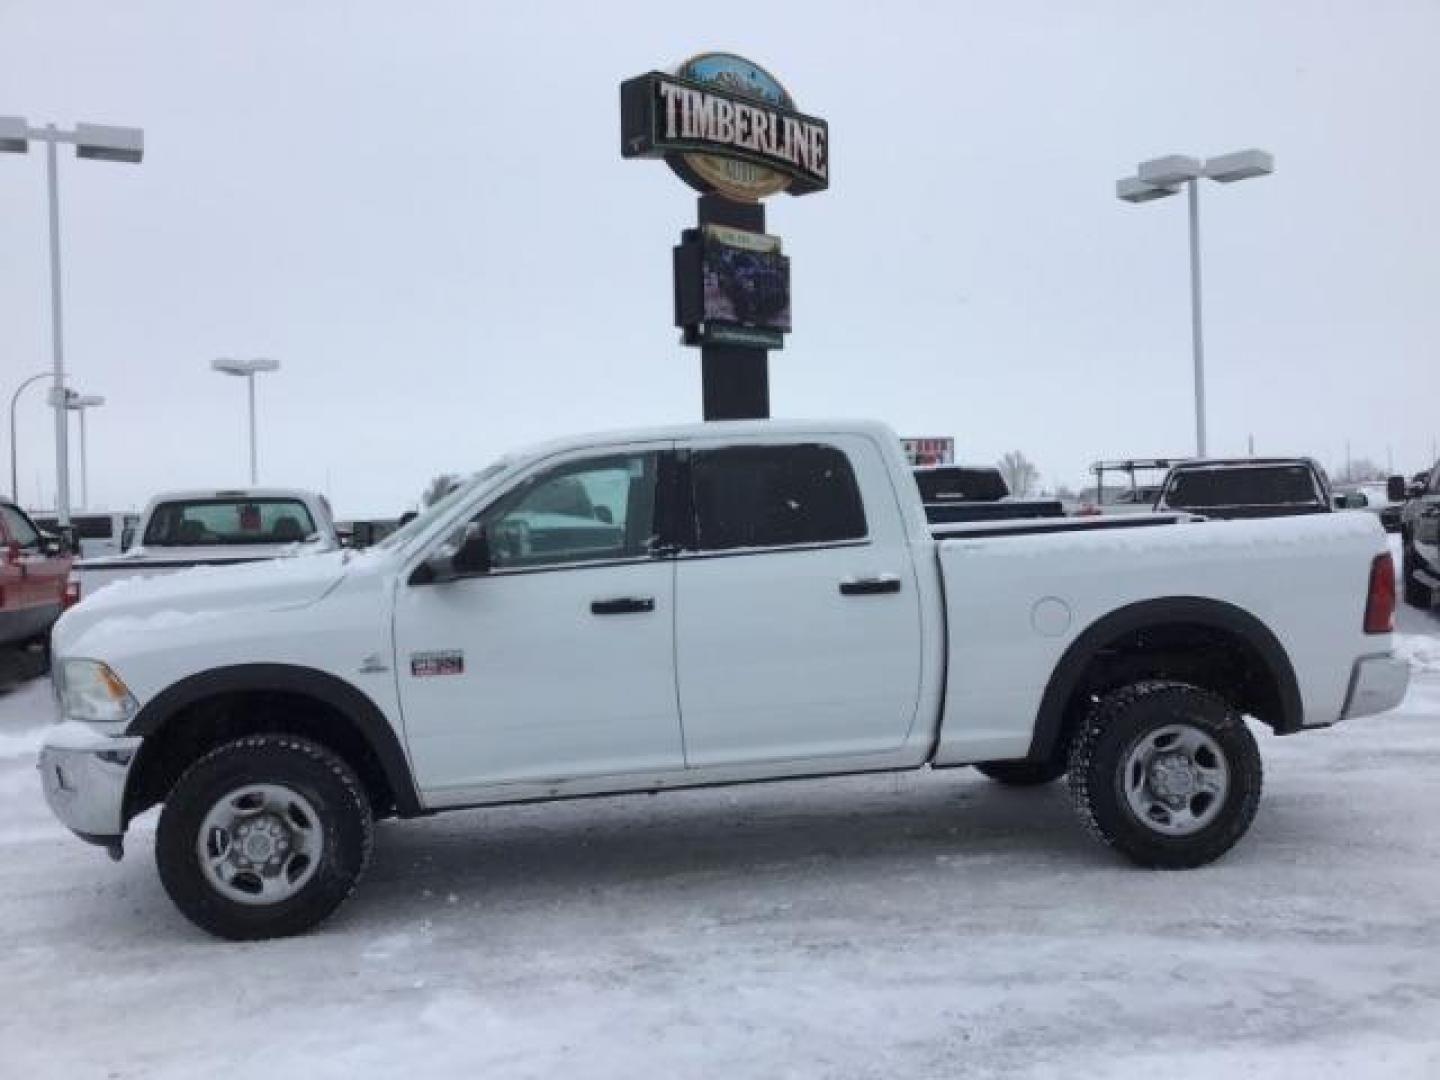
1,501 -> 74,651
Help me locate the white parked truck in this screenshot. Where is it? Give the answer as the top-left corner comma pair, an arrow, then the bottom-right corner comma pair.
69,488 -> 340,603
39,420 -> 1408,939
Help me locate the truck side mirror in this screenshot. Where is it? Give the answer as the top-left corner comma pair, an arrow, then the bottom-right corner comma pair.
1387,476 -> 1408,502
413,524 -> 491,585
453,524 -> 492,575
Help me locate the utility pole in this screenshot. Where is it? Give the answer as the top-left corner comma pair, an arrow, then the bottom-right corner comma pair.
1116,149 -> 1274,458
1,117 -> 144,527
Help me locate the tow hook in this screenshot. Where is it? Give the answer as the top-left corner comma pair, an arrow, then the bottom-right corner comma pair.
105,839 -> 124,862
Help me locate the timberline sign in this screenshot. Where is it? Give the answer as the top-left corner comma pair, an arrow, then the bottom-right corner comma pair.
621,52 -> 829,201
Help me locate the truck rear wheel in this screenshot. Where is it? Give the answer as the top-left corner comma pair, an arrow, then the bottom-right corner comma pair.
1067,681 -> 1261,869
974,759 -> 1066,786
156,735 -> 374,940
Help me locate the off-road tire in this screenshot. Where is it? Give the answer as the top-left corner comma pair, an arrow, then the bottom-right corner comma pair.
1402,535 -> 1434,610
156,735 -> 373,940
974,759 -> 1067,786
1067,680 -> 1262,869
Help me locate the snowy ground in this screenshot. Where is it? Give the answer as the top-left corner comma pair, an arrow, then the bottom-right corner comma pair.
1,548 -> 1438,1078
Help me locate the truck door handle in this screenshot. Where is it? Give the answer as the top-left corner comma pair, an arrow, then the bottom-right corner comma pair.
590,596 -> 656,615
839,574 -> 901,596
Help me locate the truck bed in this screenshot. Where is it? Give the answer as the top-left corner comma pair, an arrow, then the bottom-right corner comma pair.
928,511 -> 1387,766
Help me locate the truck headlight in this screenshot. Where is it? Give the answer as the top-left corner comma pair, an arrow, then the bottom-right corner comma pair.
56,660 -> 139,726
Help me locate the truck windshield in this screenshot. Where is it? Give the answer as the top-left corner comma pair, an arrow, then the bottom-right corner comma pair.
142,499 -> 318,546
1165,466 -> 1319,508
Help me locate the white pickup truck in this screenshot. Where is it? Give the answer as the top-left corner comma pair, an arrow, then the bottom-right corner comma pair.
39,420 -> 1408,940
69,488 -> 339,603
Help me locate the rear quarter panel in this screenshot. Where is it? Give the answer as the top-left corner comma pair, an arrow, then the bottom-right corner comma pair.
933,512 -> 1389,764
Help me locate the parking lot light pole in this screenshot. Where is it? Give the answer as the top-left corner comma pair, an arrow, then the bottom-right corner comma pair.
0,116 -> 144,528
211,358 -> 280,485
65,392 -> 104,509
1117,149 -> 1274,458
8,371 -> 51,502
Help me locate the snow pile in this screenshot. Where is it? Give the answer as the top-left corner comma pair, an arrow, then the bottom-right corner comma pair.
1395,632 -> 1440,676
0,680 -> 54,761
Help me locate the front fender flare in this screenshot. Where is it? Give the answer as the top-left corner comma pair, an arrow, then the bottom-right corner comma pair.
127,663 -> 422,817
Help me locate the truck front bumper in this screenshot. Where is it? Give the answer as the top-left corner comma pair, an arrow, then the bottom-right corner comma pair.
38,723 -> 141,844
1340,653 -> 1410,721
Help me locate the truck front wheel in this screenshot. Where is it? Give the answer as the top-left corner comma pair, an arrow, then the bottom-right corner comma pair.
156,735 -> 374,940
1067,681 -> 1262,869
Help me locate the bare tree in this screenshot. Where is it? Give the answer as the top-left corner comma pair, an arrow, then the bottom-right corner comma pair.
997,451 -> 1040,498
422,473 -> 461,508
1337,458 -> 1385,484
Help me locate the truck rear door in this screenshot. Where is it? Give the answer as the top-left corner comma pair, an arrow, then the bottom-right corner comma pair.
673,435 -> 924,767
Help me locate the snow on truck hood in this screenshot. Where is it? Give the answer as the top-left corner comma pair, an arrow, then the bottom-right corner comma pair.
54,549 -> 352,654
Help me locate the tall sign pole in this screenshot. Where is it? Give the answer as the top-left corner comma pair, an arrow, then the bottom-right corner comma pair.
621,53 -> 829,420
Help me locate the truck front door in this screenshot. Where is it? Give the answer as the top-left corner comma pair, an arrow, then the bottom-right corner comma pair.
673,436 -> 924,768
394,446 -> 685,797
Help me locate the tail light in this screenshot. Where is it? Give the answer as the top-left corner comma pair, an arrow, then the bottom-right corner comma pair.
1364,553 -> 1395,634
62,580 -> 81,610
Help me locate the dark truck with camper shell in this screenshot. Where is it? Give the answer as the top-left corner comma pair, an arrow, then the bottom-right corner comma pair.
913,465 -> 1064,524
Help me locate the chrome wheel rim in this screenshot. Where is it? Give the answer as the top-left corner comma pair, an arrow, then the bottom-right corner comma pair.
196,784 -> 325,905
1120,724 -> 1230,837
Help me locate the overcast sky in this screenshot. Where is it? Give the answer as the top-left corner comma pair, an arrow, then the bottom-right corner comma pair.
3,0 -> 1437,514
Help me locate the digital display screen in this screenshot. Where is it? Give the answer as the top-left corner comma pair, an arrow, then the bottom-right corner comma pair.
700,224 -> 791,332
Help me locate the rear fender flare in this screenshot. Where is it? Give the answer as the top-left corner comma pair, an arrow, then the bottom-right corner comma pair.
1028,596 -> 1303,761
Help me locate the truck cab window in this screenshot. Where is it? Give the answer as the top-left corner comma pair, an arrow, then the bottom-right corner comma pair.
142,499 -> 318,546
479,452 -> 658,570
691,443 -> 867,551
